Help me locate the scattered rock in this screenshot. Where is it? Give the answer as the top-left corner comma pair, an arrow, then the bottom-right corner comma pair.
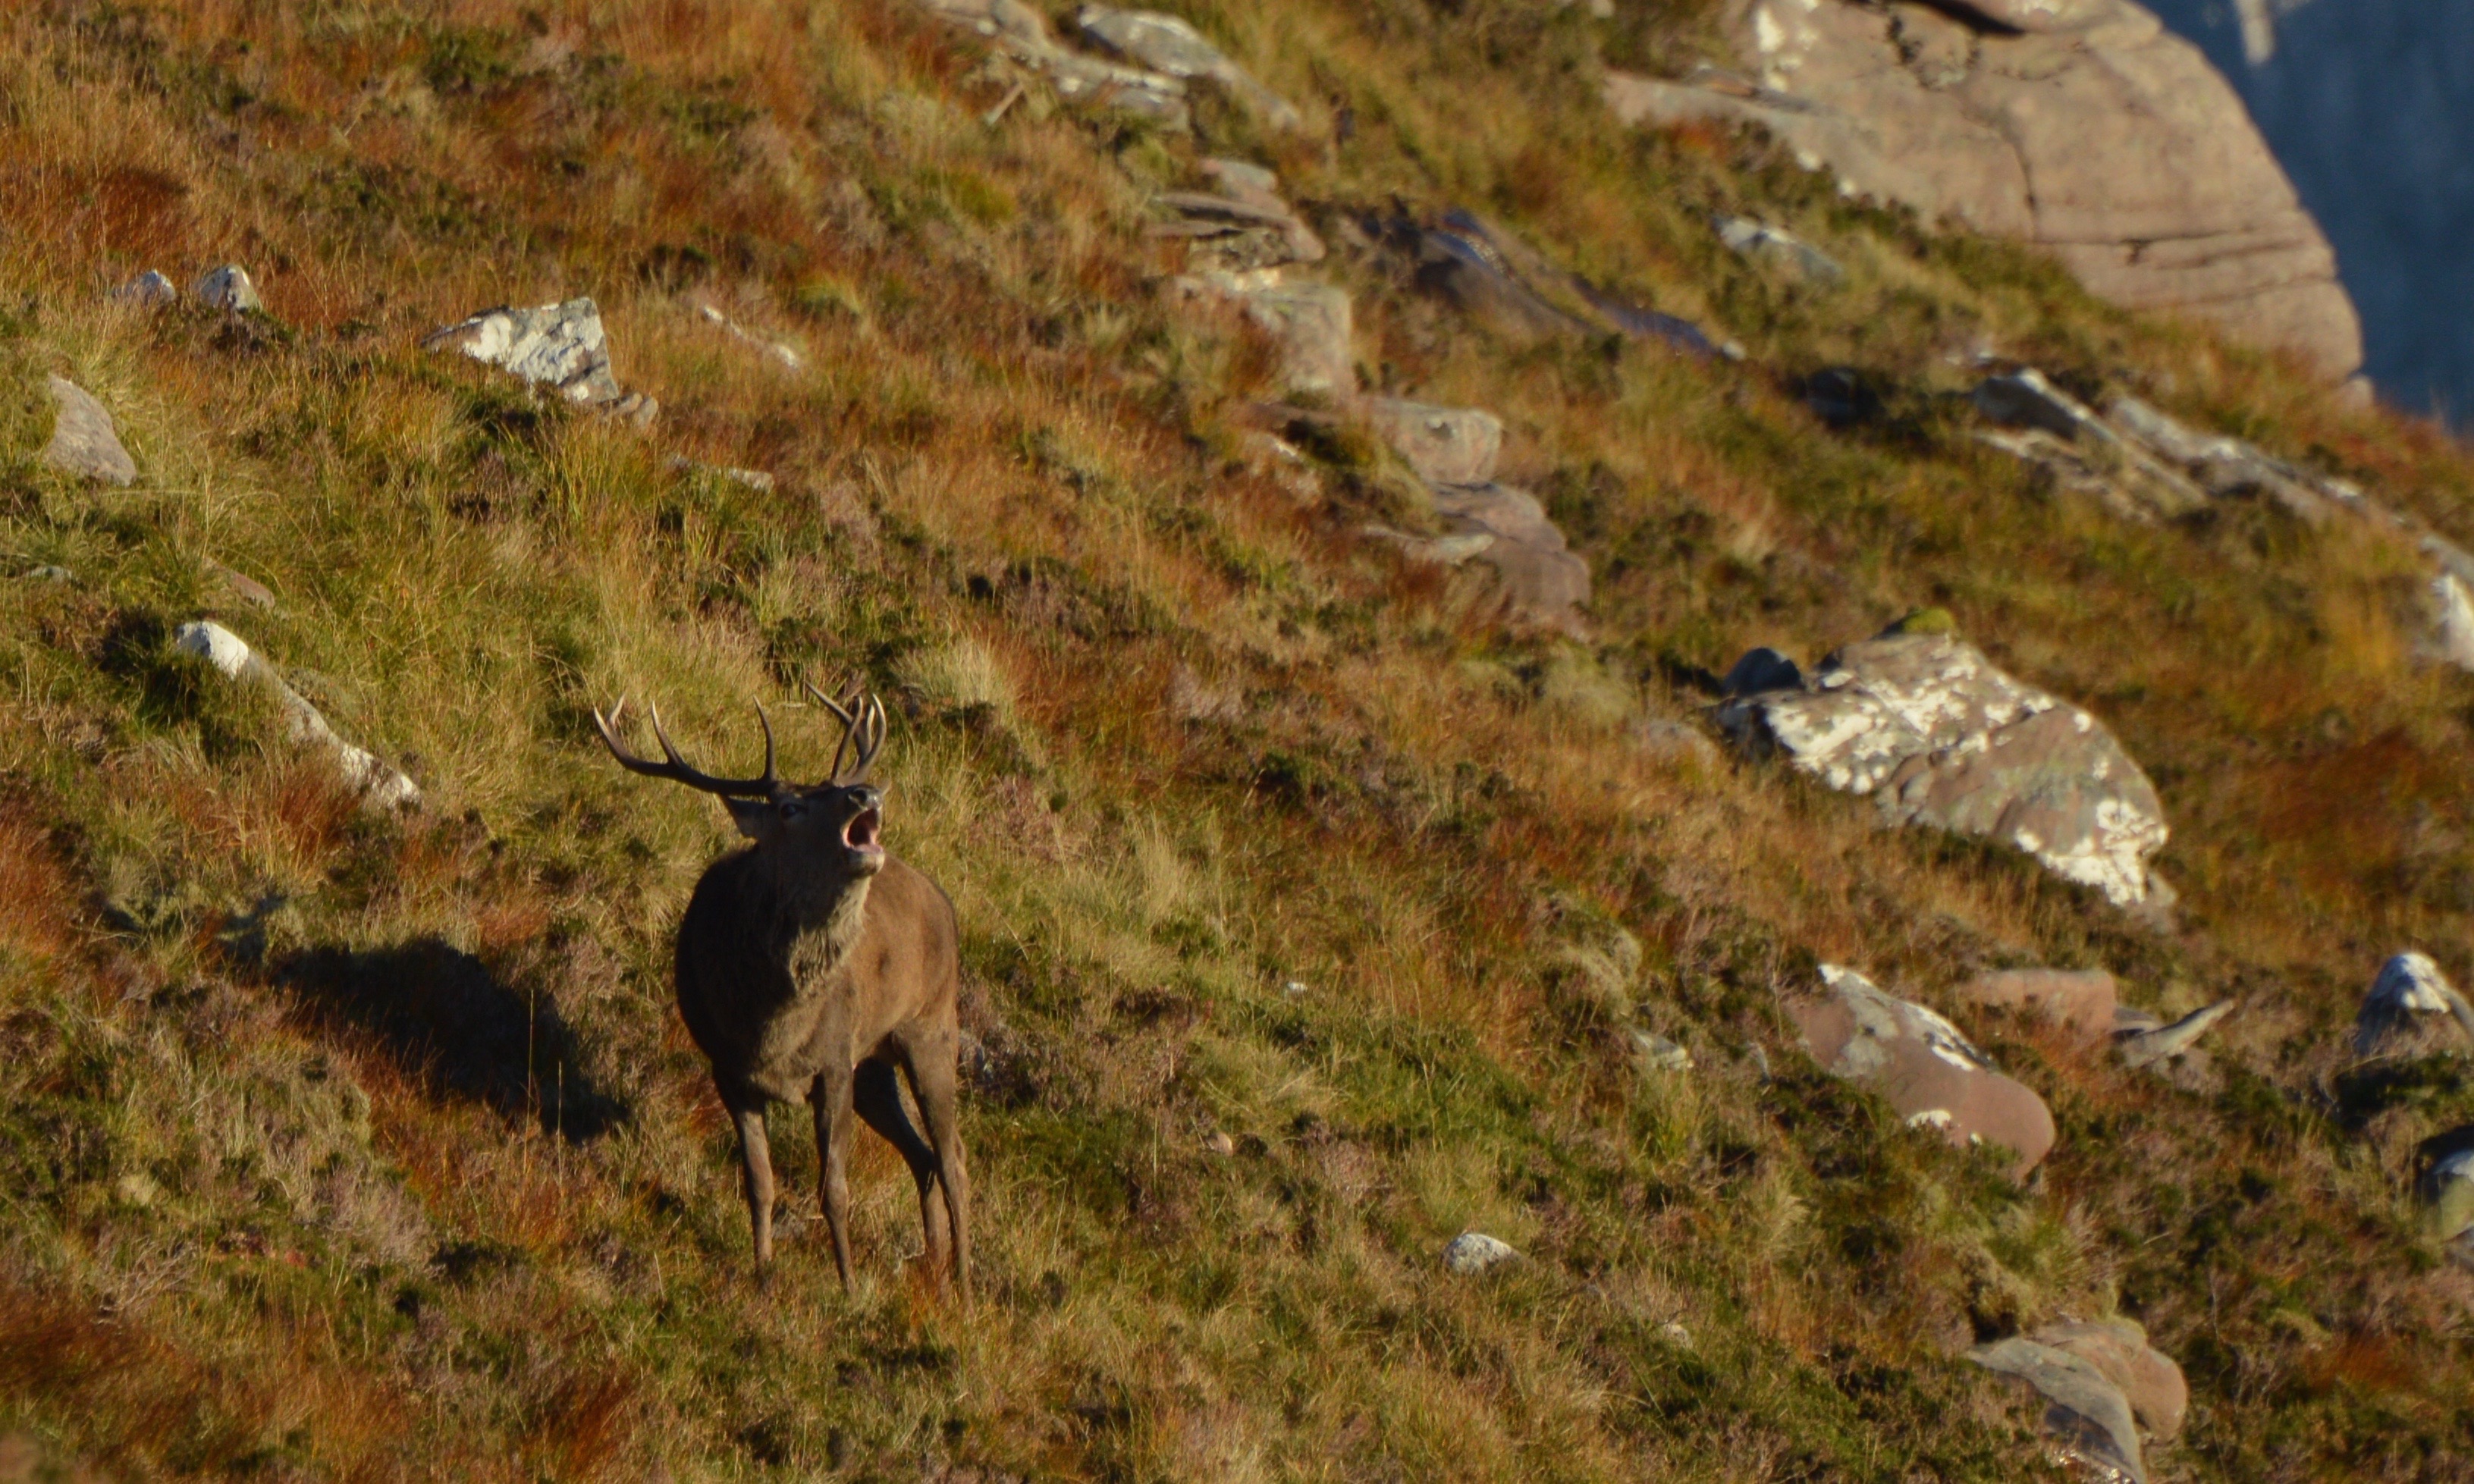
1973,372 -> 2206,519
1202,1129 -> 1236,1156
172,621 -> 421,811
1428,482 -> 1591,629
1631,1030 -> 1694,1072
1716,215 -> 1844,285
41,375 -> 137,485
2030,1318 -> 2188,1443
1370,209 -> 1719,356
2355,952 -> 2474,1058
2417,1126 -> 2474,1242
1362,399 -> 1502,485
1970,1335 -> 2148,1483
193,263 -> 265,313
1041,51 -> 1191,127
1606,0 -> 2363,381
422,297 -> 657,424
1441,1231 -> 1519,1274
1789,964 -> 2056,1176
668,456 -> 777,493
1657,1319 -> 1691,1344
915,0 -> 1054,52
1955,968 -> 2118,1040
695,303 -> 804,370
2104,393 -> 2345,522
1153,188 -> 1323,274
1716,628 -> 2171,907
24,566 -> 74,582
1228,280 -> 1355,397
1075,7 -> 1302,129
2116,999 -> 2237,1084
112,269 -> 177,308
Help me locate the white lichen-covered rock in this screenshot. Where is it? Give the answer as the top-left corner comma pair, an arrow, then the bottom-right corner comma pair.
193,263 -> 265,313
173,621 -> 420,811
1716,628 -> 2169,906
423,298 -> 658,425
1604,0 -> 2362,382
1075,6 -> 1303,129
1441,1231 -> 1519,1274
1970,1335 -> 2148,1482
1790,965 -> 2055,1176
2355,952 -> 2474,1057
42,376 -> 137,485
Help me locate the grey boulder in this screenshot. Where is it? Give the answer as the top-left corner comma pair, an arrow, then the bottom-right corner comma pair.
1441,1231 -> 1519,1274
1075,6 -> 1302,129
193,263 -> 265,313
1716,628 -> 2170,907
112,269 -> 177,308
1970,1335 -> 2148,1482
2418,1126 -> 2474,1243
424,298 -> 657,424
2030,1318 -> 2187,1443
1715,215 -> 1844,285
41,376 -> 137,485
1790,965 -> 2055,1176
2355,952 -> 2474,1058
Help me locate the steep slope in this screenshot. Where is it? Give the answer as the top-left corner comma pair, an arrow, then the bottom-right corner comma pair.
3,2 -> 2474,1479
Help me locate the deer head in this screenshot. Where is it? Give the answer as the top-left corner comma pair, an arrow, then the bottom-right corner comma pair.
592,680 -> 891,880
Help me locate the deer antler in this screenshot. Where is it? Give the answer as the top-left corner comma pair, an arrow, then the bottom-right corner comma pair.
801,679 -> 887,783
592,697 -> 780,796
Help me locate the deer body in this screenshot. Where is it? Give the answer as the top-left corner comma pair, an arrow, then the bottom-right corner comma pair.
597,689 -> 971,1298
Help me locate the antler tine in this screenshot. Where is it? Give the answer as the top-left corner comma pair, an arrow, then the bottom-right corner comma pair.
592,695 -> 779,796
846,694 -> 887,780
800,676 -> 858,729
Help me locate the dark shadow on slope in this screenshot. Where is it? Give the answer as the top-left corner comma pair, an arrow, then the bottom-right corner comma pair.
279,936 -> 625,1141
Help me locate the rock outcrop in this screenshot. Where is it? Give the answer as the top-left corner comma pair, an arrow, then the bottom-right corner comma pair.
1717,626 -> 2171,906
1362,400 -> 1502,486
1605,0 -> 2363,382
1427,482 -> 1592,629
422,298 -> 658,426
1074,7 -> 1301,130
172,621 -> 421,811
1789,964 -> 2056,1175
1971,1316 -> 2187,1482
41,376 -> 137,485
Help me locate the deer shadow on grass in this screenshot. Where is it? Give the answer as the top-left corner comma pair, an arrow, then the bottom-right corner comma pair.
279,936 -> 626,1143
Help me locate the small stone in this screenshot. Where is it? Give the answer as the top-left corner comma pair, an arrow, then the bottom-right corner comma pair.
113,1172 -> 162,1208
1715,215 -> 1845,285
1441,1231 -> 1519,1274
2418,1128 -> 2474,1242
203,557 -> 278,609
1280,979 -> 1308,996
41,376 -> 137,485
1202,1131 -> 1236,1156
112,269 -> 177,308
172,620 -> 421,811
1657,1320 -> 1691,1344
668,456 -> 776,492
695,303 -> 806,370
2430,574 -> 2474,671
1631,1030 -> 1694,1072
193,263 -> 265,313
25,566 -> 74,582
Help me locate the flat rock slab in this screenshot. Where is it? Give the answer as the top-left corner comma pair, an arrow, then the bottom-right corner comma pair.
1956,968 -> 2118,1040
2030,1319 -> 2187,1442
1364,399 -> 1502,485
1790,964 -> 2055,1177
1429,482 -> 1590,629
1970,1336 -> 2146,1482
1606,0 -> 2361,381
1716,629 -> 2168,906
42,376 -> 137,485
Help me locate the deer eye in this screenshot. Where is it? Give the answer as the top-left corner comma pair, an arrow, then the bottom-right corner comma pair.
778,800 -> 807,820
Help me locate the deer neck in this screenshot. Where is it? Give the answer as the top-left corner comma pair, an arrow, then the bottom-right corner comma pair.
768,862 -> 873,971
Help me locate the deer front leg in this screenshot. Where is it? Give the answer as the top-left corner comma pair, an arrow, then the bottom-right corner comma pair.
812,1065 -> 858,1293
729,1097 -> 777,1280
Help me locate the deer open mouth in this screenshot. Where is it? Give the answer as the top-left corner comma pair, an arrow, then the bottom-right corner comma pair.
843,806 -> 884,860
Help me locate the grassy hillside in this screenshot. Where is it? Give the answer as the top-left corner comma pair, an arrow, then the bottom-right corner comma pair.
4,0 -> 2474,1478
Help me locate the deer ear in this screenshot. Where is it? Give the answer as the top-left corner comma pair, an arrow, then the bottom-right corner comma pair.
721,795 -> 774,842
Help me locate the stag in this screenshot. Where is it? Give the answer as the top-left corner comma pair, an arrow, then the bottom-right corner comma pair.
593,683 -> 969,1297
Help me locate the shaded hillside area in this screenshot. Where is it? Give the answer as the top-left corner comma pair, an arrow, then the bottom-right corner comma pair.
4,0 -> 2474,1478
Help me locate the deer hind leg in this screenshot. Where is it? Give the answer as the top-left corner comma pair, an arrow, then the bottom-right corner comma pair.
903,1049 -> 972,1303
852,1058 -> 951,1281
728,1097 -> 777,1278
811,1065 -> 858,1293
